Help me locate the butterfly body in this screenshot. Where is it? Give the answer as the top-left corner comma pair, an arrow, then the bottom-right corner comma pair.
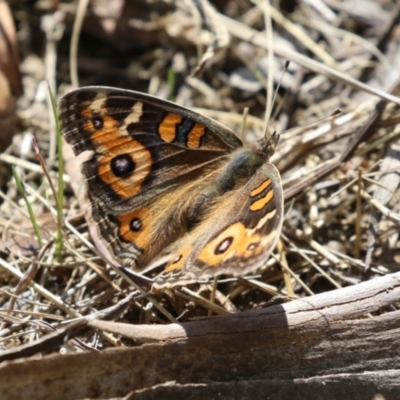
60,87 -> 283,290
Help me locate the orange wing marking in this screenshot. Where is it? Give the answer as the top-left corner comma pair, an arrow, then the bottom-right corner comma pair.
97,137 -> 152,199
116,207 -> 152,250
158,113 -> 182,142
187,123 -> 205,148
164,245 -> 194,273
250,179 -> 272,197
197,223 -> 263,268
250,189 -> 274,212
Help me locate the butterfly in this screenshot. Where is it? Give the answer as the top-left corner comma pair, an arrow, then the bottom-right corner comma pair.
59,87 -> 283,291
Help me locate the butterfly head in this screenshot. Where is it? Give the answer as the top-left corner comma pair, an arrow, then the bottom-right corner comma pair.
255,131 -> 280,160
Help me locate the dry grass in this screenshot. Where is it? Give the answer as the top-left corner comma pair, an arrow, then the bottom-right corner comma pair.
0,0 -> 399,355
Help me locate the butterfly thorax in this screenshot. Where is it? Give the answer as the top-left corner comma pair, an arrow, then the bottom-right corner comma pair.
215,147 -> 265,191
185,147 -> 265,229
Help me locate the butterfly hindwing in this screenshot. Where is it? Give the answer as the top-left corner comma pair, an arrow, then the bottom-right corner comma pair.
153,163 -> 283,290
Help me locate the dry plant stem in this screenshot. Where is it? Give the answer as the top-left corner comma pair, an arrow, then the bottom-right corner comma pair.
303,0 -> 336,21
239,107 -> 249,140
0,257 -> 81,317
0,319 -> 89,363
355,187 -> 400,226
186,76 -> 224,105
327,160 -> 381,201
277,239 -> 294,296
357,126 -> 400,157
237,277 -> 279,297
283,233 -> 341,289
0,198 -> 23,222
0,153 -> 70,183
292,14 -> 390,67
253,0 -> 337,66
0,240 -> 53,331
11,167 -> 43,247
63,220 -> 178,323
63,242 -> 122,293
309,240 -> 343,269
355,168 -> 363,259
69,0 -> 89,87
276,258 -> 315,296
221,14 -> 400,105
365,143 -> 400,268
84,271 -> 400,343
0,289 -> 49,309
210,287 -> 238,313
191,0 -> 229,77
177,287 -> 230,316
1,310 -> 64,321
32,137 -> 60,216
283,98 -> 387,200
208,276 -> 219,316
43,11 -> 64,161
257,0 -> 274,132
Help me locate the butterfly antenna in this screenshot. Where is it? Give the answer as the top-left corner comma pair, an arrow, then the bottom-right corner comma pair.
282,109 -> 342,136
239,107 -> 249,141
264,60 -> 290,139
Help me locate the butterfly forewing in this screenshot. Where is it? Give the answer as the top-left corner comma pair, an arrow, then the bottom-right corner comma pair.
60,87 -> 242,212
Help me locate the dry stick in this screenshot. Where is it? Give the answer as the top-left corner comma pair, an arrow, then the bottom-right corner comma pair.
238,277 -> 279,297
355,187 -> 400,226
193,108 -> 264,130
191,0 -> 229,77
3,273 -> 400,398
221,14 -> 400,106
177,287 -> 230,316
19,183 -> 127,297
303,0 -> 336,21
358,125 -> 400,157
292,14 -> 390,68
208,277 -> 219,317
220,11 -> 400,200
0,319 -> 89,363
276,261 -> 314,296
355,168 -> 363,259
253,0 -> 337,67
69,0 -> 89,87
239,107 -> 249,141
0,253 -> 121,347
0,257 -> 81,317
64,220 -> 178,323
283,98 -> 388,200
31,137 -> 60,218
258,0 -> 274,133
0,153 -> 70,183
281,233 -> 342,289
309,240 -> 343,269
277,239 -> 294,296
0,240 -> 53,331
327,160 -> 382,201
43,11 -> 65,162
